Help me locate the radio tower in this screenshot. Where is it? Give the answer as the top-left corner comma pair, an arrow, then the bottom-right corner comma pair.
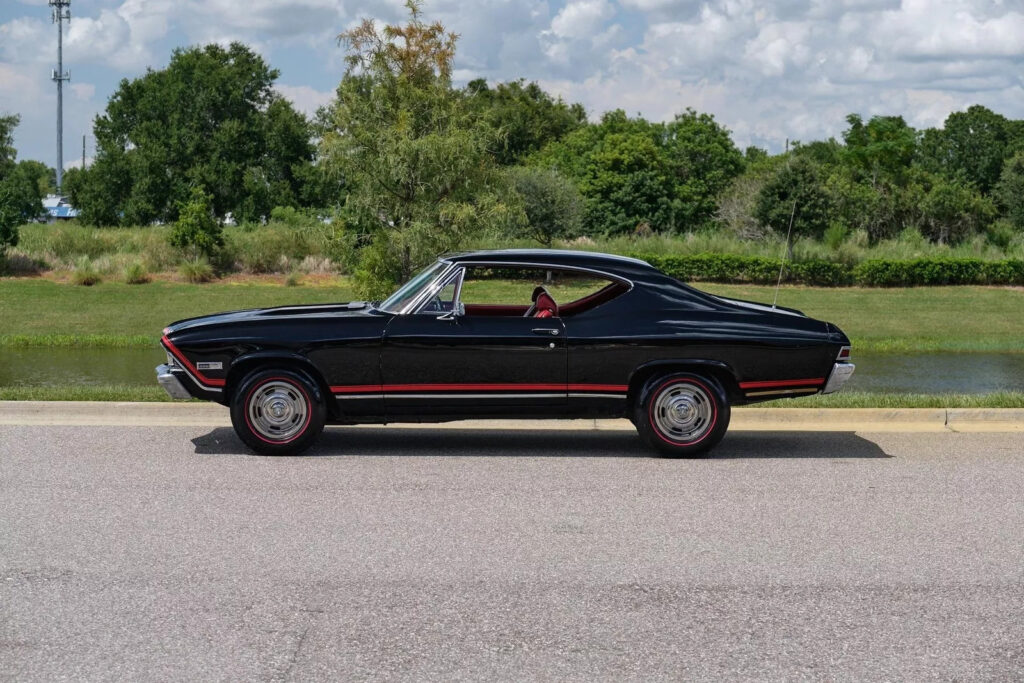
50,0 -> 71,194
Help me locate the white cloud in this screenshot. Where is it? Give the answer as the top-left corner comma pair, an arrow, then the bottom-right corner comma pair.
4,0 -> 1024,161
276,83 -> 334,116
550,0 -> 615,39
70,82 -> 95,101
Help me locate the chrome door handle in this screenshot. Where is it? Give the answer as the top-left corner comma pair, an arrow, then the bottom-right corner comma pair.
532,328 -> 560,336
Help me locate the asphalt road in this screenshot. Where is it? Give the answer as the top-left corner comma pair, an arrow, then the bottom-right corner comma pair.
2,425 -> 1023,681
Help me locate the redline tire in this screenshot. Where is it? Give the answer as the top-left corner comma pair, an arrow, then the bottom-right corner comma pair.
634,372 -> 730,457
230,369 -> 326,455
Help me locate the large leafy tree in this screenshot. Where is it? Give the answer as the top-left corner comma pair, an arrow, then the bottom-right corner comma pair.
506,166 -> 582,246
917,105 -> 1011,194
995,152 -> 1024,231
663,109 -> 745,229
841,114 -> 917,186
0,114 -> 18,177
321,0 -> 518,296
755,157 -> 832,242
465,79 -> 586,165
77,43 -> 316,225
0,115 -> 45,256
532,109 -> 743,235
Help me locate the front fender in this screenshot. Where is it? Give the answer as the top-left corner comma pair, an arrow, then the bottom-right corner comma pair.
227,351 -> 328,405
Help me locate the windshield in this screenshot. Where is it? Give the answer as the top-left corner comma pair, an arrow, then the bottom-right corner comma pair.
377,261 -> 448,313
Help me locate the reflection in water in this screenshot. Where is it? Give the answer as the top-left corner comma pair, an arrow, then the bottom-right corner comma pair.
1,347 -> 1022,394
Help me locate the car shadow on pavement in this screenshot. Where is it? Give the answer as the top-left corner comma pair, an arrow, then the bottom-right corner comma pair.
191,428 -> 891,459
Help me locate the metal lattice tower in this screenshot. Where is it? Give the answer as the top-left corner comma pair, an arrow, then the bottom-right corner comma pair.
50,0 -> 71,193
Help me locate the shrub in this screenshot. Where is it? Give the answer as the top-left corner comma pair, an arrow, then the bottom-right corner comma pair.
284,271 -> 301,287
851,258 -> 1024,286
124,261 -> 150,285
823,223 -> 848,251
635,253 -> 1024,287
178,258 -> 214,284
71,256 -> 102,286
168,187 -> 223,259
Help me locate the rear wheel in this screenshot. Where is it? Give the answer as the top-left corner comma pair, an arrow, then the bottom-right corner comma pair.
634,372 -> 730,457
230,369 -> 326,455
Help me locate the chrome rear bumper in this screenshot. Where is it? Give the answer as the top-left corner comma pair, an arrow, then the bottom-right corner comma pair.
822,362 -> 855,394
156,364 -> 192,400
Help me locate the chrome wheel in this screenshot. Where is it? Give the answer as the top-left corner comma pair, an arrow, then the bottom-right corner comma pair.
247,380 -> 308,442
651,381 -> 714,443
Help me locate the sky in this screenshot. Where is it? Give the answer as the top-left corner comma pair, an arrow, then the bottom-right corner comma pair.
1,0 -> 1023,170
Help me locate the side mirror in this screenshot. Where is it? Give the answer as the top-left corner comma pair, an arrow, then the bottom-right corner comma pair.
437,301 -> 465,321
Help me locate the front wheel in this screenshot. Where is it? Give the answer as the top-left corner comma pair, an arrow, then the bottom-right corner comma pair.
634,372 -> 730,457
230,369 -> 326,455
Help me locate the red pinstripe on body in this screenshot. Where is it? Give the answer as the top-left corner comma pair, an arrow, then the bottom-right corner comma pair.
161,335 -> 226,387
738,378 -> 824,389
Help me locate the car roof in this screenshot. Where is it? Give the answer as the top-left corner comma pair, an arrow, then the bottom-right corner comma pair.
443,249 -> 657,278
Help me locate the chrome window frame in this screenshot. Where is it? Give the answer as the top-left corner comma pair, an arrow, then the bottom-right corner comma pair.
409,265 -> 466,315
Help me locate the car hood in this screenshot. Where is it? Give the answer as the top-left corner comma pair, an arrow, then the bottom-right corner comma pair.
163,301 -> 377,337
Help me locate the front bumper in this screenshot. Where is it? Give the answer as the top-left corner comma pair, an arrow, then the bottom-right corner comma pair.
156,364 -> 193,400
821,362 -> 855,394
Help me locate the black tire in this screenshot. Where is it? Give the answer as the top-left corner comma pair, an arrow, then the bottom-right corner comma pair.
633,372 -> 730,457
230,368 -> 326,455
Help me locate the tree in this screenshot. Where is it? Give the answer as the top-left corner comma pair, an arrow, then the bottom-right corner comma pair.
755,157 -> 832,244
321,0 -> 518,296
918,105 -> 1011,194
996,152 -> 1024,231
918,174 -> 995,244
168,186 -> 223,259
13,160 -> 55,198
83,42 -> 316,225
531,108 -> 743,234
466,78 -> 586,165
663,109 -> 745,229
0,114 -> 17,177
0,115 -> 44,255
841,114 -> 917,185
507,166 -> 582,246
0,186 -> 20,258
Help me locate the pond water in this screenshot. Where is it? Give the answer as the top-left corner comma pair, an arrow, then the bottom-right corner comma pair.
1,348 -> 1023,395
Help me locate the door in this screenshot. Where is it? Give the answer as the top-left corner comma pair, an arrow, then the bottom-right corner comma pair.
381,313 -> 567,415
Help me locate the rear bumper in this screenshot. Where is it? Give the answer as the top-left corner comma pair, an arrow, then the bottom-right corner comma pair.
156,364 -> 193,400
822,362 -> 855,394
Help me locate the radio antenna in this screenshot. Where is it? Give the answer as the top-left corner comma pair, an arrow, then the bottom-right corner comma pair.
772,198 -> 797,309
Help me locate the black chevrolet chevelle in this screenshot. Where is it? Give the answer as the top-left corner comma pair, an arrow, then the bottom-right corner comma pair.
157,249 -> 855,456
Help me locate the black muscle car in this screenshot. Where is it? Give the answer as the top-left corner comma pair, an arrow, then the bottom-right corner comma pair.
157,249 -> 855,456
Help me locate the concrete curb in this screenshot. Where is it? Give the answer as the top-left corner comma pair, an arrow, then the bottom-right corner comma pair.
1,401 -> 1022,432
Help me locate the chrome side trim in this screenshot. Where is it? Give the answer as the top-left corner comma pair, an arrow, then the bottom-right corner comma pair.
744,387 -> 819,397
568,393 -> 627,399
378,393 -> 566,399
822,362 -> 856,394
156,364 -> 193,400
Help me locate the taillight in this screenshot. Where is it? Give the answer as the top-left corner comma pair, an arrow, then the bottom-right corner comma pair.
837,346 -> 851,361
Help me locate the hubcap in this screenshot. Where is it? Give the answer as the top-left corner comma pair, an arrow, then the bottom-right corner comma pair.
652,381 -> 714,443
248,381 -> 308,442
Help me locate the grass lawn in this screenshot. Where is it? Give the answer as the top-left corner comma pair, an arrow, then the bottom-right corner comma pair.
697,283 -> 1024,353
1,277 -> 1022,353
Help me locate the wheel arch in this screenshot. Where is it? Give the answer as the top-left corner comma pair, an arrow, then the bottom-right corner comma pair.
226,352 -> 336,417
626,359 -> 740,411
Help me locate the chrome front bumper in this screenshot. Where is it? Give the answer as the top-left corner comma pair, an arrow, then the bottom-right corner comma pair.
822,362 -> 855,394
156,364 -> 193,400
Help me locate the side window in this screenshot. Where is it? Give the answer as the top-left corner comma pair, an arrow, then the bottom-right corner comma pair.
459,266 -> 626,317
416,269 -> 462,314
